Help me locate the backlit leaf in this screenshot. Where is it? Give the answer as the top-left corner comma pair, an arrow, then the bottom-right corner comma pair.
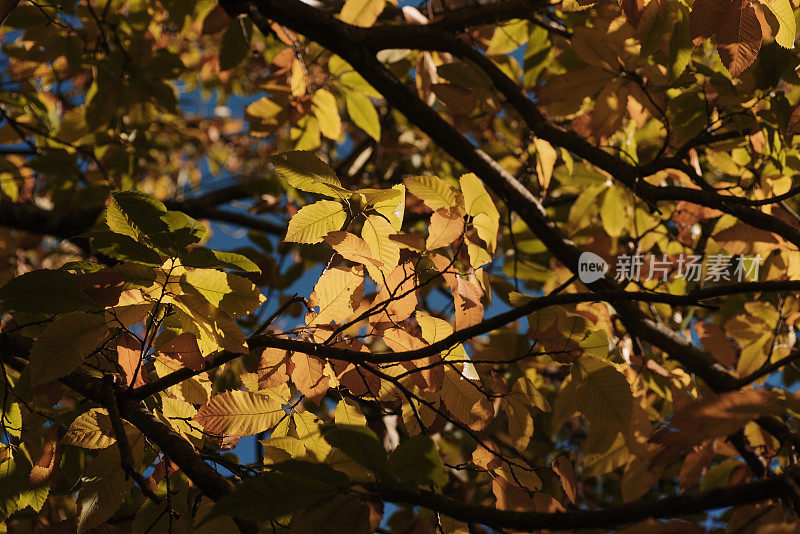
285,200 -> 347,244
194,390 -> 285,437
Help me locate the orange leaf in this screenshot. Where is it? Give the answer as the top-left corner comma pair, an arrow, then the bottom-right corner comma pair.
695,321 -> 738,368
116,335 -> 146,388
291,352 -> 328,403
157,332 -> 205,372
426,208 -> 464,250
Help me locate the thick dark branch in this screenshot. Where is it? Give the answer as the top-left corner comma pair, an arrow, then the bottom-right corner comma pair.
101,374 -> 162,504
368,475 -> 796,531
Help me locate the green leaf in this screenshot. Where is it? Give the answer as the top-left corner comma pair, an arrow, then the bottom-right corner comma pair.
0,452 -> 47,521
288,494 -> 373,534
0,270 -> 99,314
601,186 -> 627,237
269,151 -> 349,199
387,435 -> 448,488
106,191 -> 169,241
219,17 -> 251,71
345,90 -> 380,141
180,248 -> 260,272
181,269 -> 266,317
87,230 -> 164,265
284,200 -> 347,244
29,312 -> 108,385
322,425 -> 387,473
0,374 -> 20,439
131,475 -> 189,534
207,471 -> 338,522
486,19 -> 530,55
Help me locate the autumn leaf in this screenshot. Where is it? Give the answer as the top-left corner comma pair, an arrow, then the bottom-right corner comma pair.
426,208 -> 464,250
312,89 -> 342,140
361,214 -> 401,275
194,390 -> 285,437
715,0 -> 762,76
270,151 -> 349,198
308,265 -> 364,326
404,175 -> 458,211
29,312 -> 108,385
285,200 -> 348,244
339,0 -> 385,27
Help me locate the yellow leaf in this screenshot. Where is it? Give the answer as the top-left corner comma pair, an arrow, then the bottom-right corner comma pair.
417,311 -> 453,343
404,175 -> 457,211
170,293 -> 247,355
62,408 -> 139,449
181,269 -> 266,318
486,19 -> 530,55
290,58 -> 307,97
345,90 -> 380,140
293,410 -> 332,460
194,390 -> 284,437
601,186 -> 627,237
290,115 -> 322,151
763,0 -> 796,49
340,0 -> 385,27
308,266 -> 364,326
312,89 -> 342,140
460,172 -> 499,219
324,231 -> 381,268
269,151 -> 348,199
472,212 -> 498,253
335,399 -> 367,426
367,184 -> 405,230
533,137 -> 557,191
361,214 -> 400,274
285,200 -> 347,244
153,356 -> 212,404
29,312 -> 108,385
1,172 -> 18,201
159,397 -> 202,443
426,208 -> 464,250
467,241 -> 492,268
245,97 -> 285,135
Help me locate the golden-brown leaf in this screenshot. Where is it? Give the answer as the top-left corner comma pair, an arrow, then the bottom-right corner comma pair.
426,208 -> 464,250
194,390 -> 284,437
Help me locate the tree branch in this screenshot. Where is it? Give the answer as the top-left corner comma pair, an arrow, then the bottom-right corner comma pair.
366,474 -> 797,531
